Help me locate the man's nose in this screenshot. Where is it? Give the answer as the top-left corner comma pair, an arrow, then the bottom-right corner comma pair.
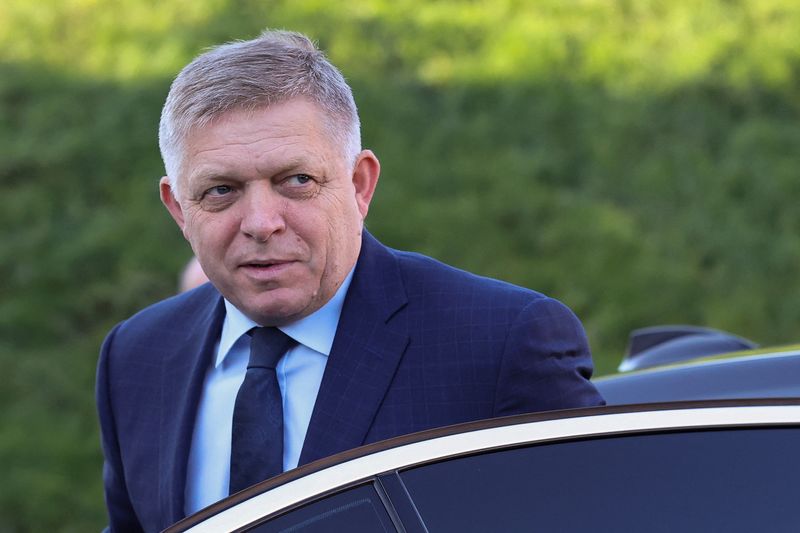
239,183 -> 286,242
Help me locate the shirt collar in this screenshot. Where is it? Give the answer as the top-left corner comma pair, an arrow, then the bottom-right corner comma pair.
215,268 -> 355,367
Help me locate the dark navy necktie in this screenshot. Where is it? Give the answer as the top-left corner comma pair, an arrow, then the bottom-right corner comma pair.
229,327 -> 295,494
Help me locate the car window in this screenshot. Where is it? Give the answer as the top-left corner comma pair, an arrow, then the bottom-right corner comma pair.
243,482 -> 396,533
400,428 -> 800,532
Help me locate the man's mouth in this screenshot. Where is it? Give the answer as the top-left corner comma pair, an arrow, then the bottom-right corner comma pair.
240,260 -> 295,273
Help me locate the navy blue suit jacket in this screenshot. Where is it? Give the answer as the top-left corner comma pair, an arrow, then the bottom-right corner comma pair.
96,231 -> 603,531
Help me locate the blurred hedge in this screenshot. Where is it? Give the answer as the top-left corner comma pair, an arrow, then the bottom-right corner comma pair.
2,1 -> 799,530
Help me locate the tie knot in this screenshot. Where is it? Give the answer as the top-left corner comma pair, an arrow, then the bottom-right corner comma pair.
248,327 -> 295,369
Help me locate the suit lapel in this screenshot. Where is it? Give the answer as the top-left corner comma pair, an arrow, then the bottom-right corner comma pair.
159,286 -> 225,526
299,231 -> 409,465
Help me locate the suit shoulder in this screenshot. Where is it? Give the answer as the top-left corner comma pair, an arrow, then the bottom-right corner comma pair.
111,282 -> 221,342
390,247 -> 546,307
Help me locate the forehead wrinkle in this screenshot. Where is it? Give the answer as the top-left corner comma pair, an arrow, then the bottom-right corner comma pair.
251,134 -> 328,170
185,151 -> 256,186
188,117 -> 309,154
186,141 -> 299,184
183,105 -> 338,187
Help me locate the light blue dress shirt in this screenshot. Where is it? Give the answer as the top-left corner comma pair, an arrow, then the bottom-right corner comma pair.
184,270 -> 354,515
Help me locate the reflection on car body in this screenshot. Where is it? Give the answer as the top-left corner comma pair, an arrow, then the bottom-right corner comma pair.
166,400 -> 800,533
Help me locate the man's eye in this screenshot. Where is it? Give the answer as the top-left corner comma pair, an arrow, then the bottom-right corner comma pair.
206,185 -> 232,196
288,174 -> 312,186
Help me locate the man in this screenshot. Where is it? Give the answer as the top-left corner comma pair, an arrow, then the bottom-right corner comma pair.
96,30 -> 604,532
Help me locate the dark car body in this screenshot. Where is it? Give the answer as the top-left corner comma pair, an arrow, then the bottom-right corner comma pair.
166,399 -> 800,533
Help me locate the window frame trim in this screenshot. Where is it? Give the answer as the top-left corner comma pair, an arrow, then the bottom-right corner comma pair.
170,400 -> 800,533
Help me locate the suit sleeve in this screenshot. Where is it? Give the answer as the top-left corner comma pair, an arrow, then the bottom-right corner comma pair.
96,323 -> 144,533
493,296 -> 605,415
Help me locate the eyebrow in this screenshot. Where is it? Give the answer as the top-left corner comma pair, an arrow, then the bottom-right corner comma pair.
184,170 -> 240,195
187,156 -> 315,186
189,168 -> 235,182
253,156 -> 310,177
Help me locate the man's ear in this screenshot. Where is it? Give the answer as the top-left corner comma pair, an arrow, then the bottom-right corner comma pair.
159,176 -> 186,233
351,150 -> 380,220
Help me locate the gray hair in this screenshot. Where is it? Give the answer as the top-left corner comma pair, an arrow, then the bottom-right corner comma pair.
159,30 -> 361,197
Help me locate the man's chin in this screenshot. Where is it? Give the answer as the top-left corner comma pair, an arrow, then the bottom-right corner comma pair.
236,292 -> 320,327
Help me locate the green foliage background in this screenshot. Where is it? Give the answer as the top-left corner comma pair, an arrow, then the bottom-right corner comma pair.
1,0 -> 799,530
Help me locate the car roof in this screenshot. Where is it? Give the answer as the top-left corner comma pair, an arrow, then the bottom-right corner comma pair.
595,346 -> 800,404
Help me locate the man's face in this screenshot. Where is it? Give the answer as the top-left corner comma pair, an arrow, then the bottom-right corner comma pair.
161,98 -> 380,325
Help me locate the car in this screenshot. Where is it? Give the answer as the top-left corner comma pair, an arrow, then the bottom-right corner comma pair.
165,399 -> 800,533
594,325 -> 800,404
165,326 -> 800,532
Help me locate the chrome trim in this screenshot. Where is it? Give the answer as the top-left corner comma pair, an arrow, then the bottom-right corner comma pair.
183,404 -> 800,532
